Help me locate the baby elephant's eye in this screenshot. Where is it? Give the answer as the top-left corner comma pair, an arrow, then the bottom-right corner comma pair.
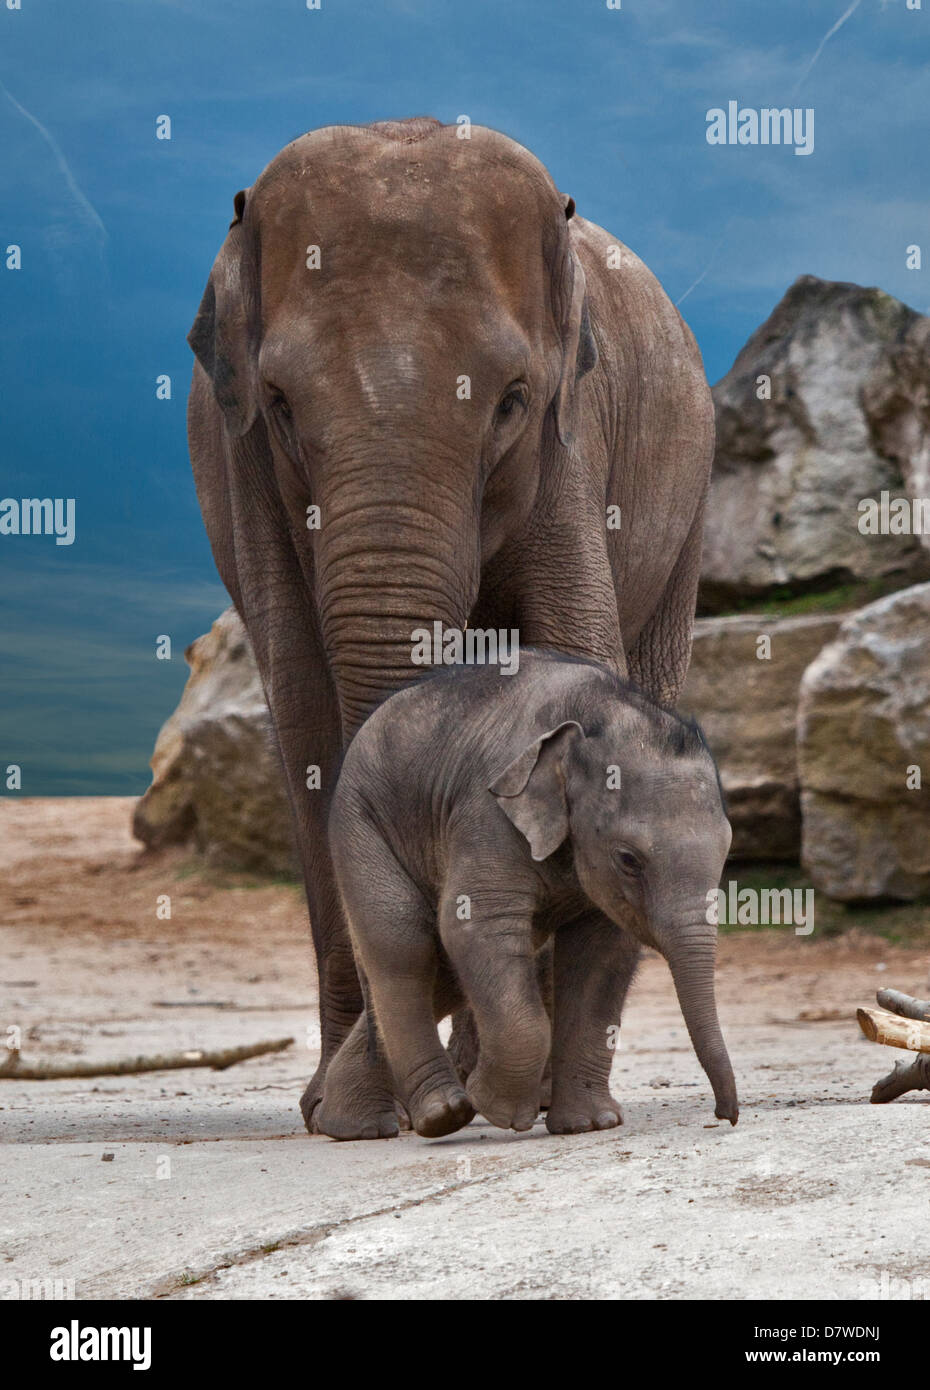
613,848 -> 643,878
270,392 -> 292,421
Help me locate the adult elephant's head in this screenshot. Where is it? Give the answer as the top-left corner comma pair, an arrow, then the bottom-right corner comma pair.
188,118 -> 597,739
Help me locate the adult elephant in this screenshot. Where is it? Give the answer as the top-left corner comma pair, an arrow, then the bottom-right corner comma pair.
187,117 -> 714,1131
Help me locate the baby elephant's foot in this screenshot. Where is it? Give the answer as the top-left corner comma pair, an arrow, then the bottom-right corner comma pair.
546,1091 -> 623,1135
409,1080 -> 475,1138
466,1062 -> 541,1133
447,1008 -> 479,1087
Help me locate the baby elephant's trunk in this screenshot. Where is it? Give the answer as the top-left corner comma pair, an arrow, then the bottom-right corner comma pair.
663,924 -> 739,1125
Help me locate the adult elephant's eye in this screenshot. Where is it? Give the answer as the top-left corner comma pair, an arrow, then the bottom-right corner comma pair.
613,848 -> 643,878
496,384 -> 527,420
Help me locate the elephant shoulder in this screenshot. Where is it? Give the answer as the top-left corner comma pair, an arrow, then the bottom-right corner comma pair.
571,216 -> 637,276
571,217 -> 667,315
572,217 -> 708,384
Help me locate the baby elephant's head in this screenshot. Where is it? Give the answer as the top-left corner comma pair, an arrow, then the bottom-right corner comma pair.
489,694 -> 738,1124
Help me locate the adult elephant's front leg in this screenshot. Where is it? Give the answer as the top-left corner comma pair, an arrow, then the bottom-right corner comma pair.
188,375 -> 365,1131
231,520 -> 364,1133
259,628 -> 365,1131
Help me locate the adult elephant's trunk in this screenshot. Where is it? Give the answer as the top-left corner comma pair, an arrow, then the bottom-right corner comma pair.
661,921 -> 739,1125
314,456 -> 479,741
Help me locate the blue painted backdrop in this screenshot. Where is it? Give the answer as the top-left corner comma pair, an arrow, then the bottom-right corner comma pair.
1,0 -> 925,791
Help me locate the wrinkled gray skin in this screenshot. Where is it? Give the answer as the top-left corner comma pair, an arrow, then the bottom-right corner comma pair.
186,117 -> 715,1130
317,650 -> 738,1140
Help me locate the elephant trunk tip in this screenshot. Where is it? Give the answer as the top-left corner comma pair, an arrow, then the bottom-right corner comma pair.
714,1080 -> 739,1126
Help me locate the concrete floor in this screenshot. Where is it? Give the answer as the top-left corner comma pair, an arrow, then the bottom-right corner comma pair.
2,799 -> 929,1300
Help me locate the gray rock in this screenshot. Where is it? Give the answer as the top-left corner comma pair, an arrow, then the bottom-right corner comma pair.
680,611 -> 845,859
798,583 -> 930,901
132,609 -> 297,876
862,313 -> 930,553
702,276 -> 930,608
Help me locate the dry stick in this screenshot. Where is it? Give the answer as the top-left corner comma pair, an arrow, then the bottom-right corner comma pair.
876,988 -> 930,1023
864,990 -> 930,1104
0,1037 -> 294,1080
871,1055 -> 930,1105
856,1008 -> 930,1054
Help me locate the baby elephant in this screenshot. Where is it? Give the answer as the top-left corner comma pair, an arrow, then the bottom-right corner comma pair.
317,649 -> 739,1141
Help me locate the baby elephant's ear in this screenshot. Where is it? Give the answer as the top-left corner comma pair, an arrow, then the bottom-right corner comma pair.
489,721 -> 583,862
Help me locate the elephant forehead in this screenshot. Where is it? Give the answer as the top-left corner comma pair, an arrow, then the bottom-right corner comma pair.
259,208 -> 552,314
259,254 -> 544,385
252,150 -> 559,312
591,757 -> 722,820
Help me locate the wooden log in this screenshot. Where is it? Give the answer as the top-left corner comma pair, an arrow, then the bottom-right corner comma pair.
875,988 -> 930,1022
0,1036 -> 294,1080
871,1055 -> 930,1104
857,1007 -> 930,1053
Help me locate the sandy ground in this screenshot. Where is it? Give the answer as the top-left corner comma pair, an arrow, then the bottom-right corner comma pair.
2,796 -> 929,1302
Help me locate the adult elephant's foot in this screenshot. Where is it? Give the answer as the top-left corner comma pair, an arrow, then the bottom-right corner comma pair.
466,1060 -> 541,1133
545,1091 -> 623,1135
304,1025 -> 404,1139
299,1065 -> 327,1134
316,1091 -> 400,1141
409,1080 -> 475,1138
314,1057 -> 400,1142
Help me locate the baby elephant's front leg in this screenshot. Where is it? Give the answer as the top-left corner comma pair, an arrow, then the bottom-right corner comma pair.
547,911 -> 640,1134
440,892 -> 550,1132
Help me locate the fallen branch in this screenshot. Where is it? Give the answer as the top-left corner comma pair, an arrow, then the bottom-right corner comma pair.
863,988 -> 930,1104
871,1055 -> 930,1104
154,1000 -> 236,1010
0,1036 -> 294,1080
857,1007 -> 930,1054
876,988 -> 930,1023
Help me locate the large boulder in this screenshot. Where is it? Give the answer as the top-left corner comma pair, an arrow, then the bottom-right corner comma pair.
798,583 -> 930,901
132,609 -> 297,876
862,313 -> 930,552
701,276 -> 930,608
680,611 -> 845,859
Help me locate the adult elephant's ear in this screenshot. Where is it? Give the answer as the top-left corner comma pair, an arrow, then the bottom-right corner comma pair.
187,188 -> 259,437
553,207 -> 598,448
489,721 -> 583,861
